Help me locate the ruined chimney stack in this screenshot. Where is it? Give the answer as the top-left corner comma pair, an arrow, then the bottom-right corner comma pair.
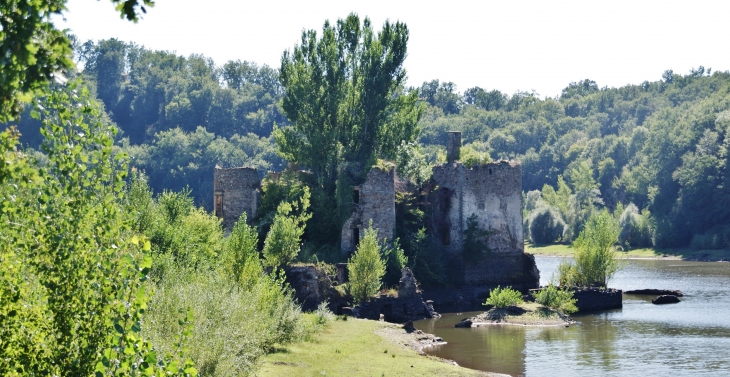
447,131 -> 461,163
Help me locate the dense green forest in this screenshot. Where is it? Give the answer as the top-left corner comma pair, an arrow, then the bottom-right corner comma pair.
7,35 -> 730,250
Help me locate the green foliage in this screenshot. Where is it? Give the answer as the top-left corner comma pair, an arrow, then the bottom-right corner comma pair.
406,227 -> 445,287
532,285 -> 578,314
0,82 -> 196,376
617,203 -> 653,248
528,205 -> 566,244
0,0 -> 73,122
158,187 -> 194,223
541,176 -> 571,219
348,226 -> 387,304
562,210 -> 622,287
262,187 -> 312,267
0,0 -> 154,122
381,239 -> 408,288
275,13 -> 421,190
225,213 -> 263,286
395,141 -> 432,184
460,143 -> 492,168
463,214 -> 490,262
143,264 -> 308,377
484,286 -> 524,308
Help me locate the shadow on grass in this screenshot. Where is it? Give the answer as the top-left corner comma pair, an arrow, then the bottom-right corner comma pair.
267,347 -> 292,354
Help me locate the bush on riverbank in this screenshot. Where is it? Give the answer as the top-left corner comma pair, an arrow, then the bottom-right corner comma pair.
484,286 -> 524,308
129,174 -> 326,376
532,285 -> 578,314
348,225 -> 387,304
558,210 -> 622,287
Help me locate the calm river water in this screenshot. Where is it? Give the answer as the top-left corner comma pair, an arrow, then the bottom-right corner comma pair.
414,256 -> 730,376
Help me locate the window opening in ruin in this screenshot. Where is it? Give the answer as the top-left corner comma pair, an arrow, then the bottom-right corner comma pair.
353,187 -> 360,204
214,191 -> 223,218
352,227 -> 360,248
443,230 -> 450,245
489,168 -> 492,175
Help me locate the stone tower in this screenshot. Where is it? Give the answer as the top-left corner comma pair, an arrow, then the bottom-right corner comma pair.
213,166 -> 260,231
340,166 -> 396,256
429,136 -> 537,291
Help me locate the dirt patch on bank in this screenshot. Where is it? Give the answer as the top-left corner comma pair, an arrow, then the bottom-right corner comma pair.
374,322 -> 505,376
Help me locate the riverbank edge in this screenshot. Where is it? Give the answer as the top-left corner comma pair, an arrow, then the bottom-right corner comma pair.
260,317 -> 503,376
526,244 -> 730,262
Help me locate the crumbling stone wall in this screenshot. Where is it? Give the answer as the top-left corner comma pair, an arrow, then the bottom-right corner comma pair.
341,166 -> 396,255
431,160 -> 523,256
213,167 -> 260,231
430,159 -> 533,287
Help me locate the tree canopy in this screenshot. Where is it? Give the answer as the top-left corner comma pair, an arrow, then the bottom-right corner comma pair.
0,0 -> 154,123
275,13 -> 421,189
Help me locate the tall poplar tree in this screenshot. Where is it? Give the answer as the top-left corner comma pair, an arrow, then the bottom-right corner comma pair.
275,13 -> 421,190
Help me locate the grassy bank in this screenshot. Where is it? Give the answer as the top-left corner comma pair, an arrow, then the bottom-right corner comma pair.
260,318 -> 493,376
525,243 -> 730,261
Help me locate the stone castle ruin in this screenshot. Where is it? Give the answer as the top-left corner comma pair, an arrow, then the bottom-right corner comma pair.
430,131 -> 538,293
213,166 -> 260,230
212,131 -> 538,305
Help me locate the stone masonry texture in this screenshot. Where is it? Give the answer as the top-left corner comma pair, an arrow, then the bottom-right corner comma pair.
341,166 -> 396,255
213,167 -> 260,231
431,160 -> 536,287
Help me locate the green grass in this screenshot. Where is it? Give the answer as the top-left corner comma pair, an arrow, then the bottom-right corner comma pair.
525,243 -> 730,261
259,318 -> 489,376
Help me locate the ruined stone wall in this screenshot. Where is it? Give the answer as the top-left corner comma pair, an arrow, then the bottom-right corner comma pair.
431,160 -> 523,256
430,160 -> 532,288
463,253 -> 539,288
213,167 -> 260,231
341,167 -> 396,255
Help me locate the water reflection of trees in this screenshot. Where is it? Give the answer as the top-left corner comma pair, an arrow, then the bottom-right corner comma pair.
472,326 -> 527,376
575,314 -> 619,370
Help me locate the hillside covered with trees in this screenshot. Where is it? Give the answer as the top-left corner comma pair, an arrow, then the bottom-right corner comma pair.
7,34 -> 730,252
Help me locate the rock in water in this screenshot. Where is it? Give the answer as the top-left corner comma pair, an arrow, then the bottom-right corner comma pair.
652,295 -> 681,304
454,319 -> 473,328
625,289 -> 683,297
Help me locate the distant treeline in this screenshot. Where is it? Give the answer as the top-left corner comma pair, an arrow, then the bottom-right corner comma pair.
7,38 -> 730,249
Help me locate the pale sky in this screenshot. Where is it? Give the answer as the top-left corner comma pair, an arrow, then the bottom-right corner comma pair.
56,0 -> 730,98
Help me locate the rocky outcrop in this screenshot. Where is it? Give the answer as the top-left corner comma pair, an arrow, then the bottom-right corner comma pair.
572,287 -> 623,312
398,267 -> 419,298
352,268 -> 439,323
283,265 -> 345,312
625,289 -> 683,297
352,294 -> 438,323
652,295 -> 681,304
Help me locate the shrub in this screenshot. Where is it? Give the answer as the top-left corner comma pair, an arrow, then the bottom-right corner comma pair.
144,266 -> 306,376
382,238 -> 408,288
689,225 -> 730,250
562,210 -> 621,287
0,85 -> 195,376
460,143 -> 491,168
532,285 -> 578,314
528,204 -> 566,244
484,286 -> 524,308
262,187 -> 311,267
224,213 -> 263,286
348,226 -> 387,304
618,203 -> 653,248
